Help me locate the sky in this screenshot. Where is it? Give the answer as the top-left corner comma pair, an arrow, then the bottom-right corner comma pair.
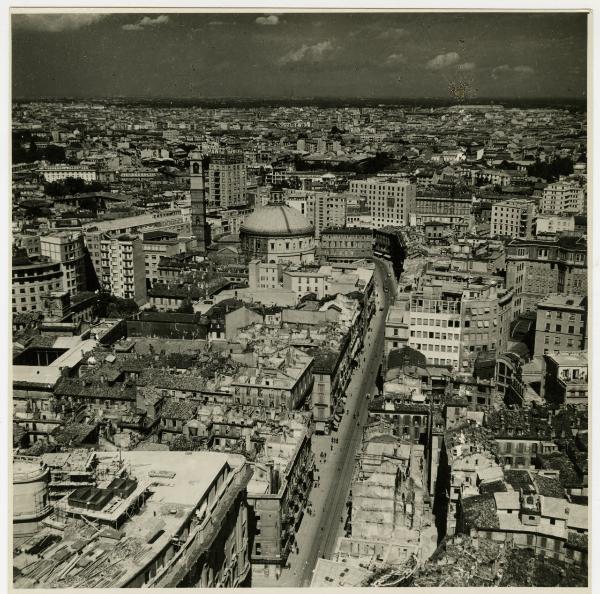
11,11 -> 588,100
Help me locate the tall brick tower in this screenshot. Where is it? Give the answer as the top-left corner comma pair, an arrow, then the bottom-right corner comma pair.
189,151 -> 209,254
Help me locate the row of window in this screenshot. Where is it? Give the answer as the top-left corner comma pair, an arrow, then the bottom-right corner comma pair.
412,317 -> 462,328
413,342 -> 459,353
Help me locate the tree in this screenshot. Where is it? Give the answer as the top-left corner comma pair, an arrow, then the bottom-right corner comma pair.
176,299 -> 194,314
44,177 -> 107,197
527,157 -> 574,182
44,144 -> 66,164
170,435 -> 193,451
94,289 -> 139,319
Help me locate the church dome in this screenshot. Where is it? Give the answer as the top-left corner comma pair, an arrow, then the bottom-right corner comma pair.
240,205 -> 314,237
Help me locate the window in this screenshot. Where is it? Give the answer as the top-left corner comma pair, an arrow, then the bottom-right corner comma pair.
556,324 -> 562,333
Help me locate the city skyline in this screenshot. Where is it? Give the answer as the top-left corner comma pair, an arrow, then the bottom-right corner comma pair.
12,11 -> 587,100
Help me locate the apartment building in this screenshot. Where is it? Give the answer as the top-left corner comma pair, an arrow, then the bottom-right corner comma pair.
86,232 -> 147,305
38,164 -> 98,183
39,232 -> 88,296
307,193 -> 348,239
505,237 -> 587,314
490,198 -> 536,239
142,232 -> 192,287
349,177 -> 416,228
247,429 -> 313,574
408,278 -> 512,371
534,294 -> 587,357
408,286 -> 464,369
286,191 -> 348,239
540,181 -> 585,215
535,215 -> 576,237
318,227 -> 373,263
541,351 -> 588,407
12,254 -> 63,314
248,260 -> 285,290
411,195 -> 472,226
384,300 -> 410,357
208,153 -> 247,208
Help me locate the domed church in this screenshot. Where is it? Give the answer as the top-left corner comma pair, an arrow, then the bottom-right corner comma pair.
240,205 -> 315,264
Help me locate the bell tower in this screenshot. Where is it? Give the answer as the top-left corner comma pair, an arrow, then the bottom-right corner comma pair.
189,151 -> 209,254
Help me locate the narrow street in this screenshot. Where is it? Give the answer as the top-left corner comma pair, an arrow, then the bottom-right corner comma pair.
253,259 -> 394,587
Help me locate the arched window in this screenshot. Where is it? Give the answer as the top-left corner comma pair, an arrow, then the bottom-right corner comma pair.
192,162 -> 200,174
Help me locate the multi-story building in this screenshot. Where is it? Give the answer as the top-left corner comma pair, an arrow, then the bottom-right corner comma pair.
142,232 -> 192,287
307,193 -> 348,239
38,164 -> 98,183
247,429 -> 313,574
248,260 -> 285,291
534,294 -> 588,357
541,351 -> 588,407
540,180 -> 585,215
407,278 -> 512,371
39,232 -> 88,296
318,227 -> 373,263
505,237 -> 587,314
408,285 -> 464,369
460,491 -> 588,568
208,153 -> 247,208
490,198 -> 536,239
411,195 -> 472,226
384,300 -> 410,357
13,233 -> 42,258
12,254 -> 63,314
282,268 -> 328,298
287,191 -> 348,239
13,452 -> 252,588
349,177 -> 416,228
230,347 -> 314,412
86,232 -> 147,304
535,215 -> 576,237
82,210 -> 189,237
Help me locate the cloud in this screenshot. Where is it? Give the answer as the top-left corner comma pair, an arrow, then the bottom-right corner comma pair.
457,62 -> 476,71
255,15 -> 279,26
426,52 -> 460,70
385,53 -> 407,66
122,15 -> 169,31
13,14 -> 108,32
492,64 -> 534,79
378,27 -> 408,40
279,41 -> 335,65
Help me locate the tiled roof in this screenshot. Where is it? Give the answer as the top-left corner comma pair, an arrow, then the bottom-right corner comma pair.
461,493 -> 499,530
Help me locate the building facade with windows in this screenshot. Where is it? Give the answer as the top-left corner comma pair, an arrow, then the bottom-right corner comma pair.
39,232 -> 88,296
505,237 -> 587,314
318,227 -> 373,263
12,255 -> 63,314
490,198 -> 536,239
534,294 -> 587,357
349,177 -> 416,228
208,153 -> 247,208
86,232 -> 147,305
540,181 -> 585,215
